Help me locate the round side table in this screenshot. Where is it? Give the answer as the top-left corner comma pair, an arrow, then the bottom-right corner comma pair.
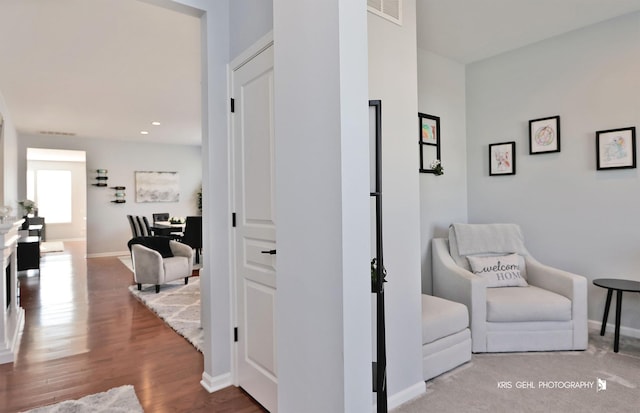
593,278 -> 640,353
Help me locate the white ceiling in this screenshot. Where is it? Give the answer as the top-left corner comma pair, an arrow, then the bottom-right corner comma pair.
417,0 -> 640,64
2,1 -> 640,147
0,0 -> 201,146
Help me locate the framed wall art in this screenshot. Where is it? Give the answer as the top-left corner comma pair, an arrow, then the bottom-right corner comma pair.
489,141 -> 516,176
135,171 -> 180,202
418,112 -> 441,174
529,115 -> 560,154
596,127 -> 636,170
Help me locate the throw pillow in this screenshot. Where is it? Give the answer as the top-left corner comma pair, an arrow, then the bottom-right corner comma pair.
467,253 -> 528,287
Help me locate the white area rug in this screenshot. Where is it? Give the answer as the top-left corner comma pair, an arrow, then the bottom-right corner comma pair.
22,385 -> 143,412
128,276 -> 203,352
40,241 -> 64,253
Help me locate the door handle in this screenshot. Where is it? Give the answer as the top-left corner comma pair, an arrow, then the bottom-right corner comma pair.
261,249 -> 277,255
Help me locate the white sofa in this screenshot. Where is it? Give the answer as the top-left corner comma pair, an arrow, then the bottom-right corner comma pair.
432,223 -> 588,353
422,294 -> 471,380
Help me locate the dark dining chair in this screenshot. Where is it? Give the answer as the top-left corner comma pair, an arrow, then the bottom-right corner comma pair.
181,216 -> 202,264
136,216 -> 150,236
152,213 -> 170,223
127,215 -> 141,237
142,216 -> 154,236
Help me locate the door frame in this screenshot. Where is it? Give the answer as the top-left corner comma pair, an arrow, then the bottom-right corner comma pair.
228,31 -> 274,386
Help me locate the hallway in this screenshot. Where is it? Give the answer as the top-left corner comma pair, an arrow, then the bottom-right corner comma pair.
0,241 -> 264,412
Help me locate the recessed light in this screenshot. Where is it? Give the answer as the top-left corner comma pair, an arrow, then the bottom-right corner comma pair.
151,121 -> 161,126
140,131 -> 149,135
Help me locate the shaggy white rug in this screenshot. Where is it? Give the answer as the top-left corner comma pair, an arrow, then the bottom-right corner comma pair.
22,385 -> 143,412
128,277 -> 203,352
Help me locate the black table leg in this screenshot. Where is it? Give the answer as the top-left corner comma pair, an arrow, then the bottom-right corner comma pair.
600,289 -> 613,336
614,290 -> 622,353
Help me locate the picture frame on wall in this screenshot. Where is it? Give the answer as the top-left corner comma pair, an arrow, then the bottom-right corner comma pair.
418,112 -> 441,173
489,141 -> 516,176
596,127 -> 636,170
529,115 -> 560,154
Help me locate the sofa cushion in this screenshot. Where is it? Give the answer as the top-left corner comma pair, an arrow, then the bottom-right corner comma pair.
467,254 -> 528,287
422,295 -> 469,345
486,285 -> 571,322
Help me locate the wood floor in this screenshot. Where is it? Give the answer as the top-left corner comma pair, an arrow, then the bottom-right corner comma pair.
0,240 -> 266,413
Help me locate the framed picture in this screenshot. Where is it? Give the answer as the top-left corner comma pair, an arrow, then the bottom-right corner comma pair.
596,127 -> 636,170
135,171 -> 180,202
418,112 -> 441,173
529,115 -> 560,154
489,141 -> 516,176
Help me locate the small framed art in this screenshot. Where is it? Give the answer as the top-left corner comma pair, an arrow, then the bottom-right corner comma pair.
489,141 -> 516,176
418,112 -> 441,174
529,115 -> 560,154
596,127 -> 636,170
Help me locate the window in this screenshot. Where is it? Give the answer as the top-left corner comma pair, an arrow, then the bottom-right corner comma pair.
35,170 -> 72,223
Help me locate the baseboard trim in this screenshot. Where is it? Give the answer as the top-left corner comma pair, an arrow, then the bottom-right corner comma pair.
588,319 -> 640,339
87,250 -> 129,258
200,372 -> 232,393
375,381 -> 426,411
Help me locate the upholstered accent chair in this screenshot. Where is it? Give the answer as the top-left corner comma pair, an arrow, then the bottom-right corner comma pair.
127,236 -> 193,293
432,223 -> 588,353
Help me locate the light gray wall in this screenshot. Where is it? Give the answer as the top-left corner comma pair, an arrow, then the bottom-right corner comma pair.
466,13 -> 640,329
417,48 -> 468,294
0,90 -> 18,208
229,0 -> 273,61
18,133 -> 202,256
368,0 -> 425,405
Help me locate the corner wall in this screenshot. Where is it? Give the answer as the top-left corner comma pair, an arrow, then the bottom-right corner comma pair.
368,0 -> 425,405
417,48 -> 468,294
0,91 -> 18,207
466,13 -> 640,329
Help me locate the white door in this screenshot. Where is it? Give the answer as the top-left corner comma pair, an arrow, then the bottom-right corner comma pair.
232,44 -> 277,412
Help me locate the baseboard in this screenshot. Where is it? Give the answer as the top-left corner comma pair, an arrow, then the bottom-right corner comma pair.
87,250 -> 129,258
588,319 -> 640,339
200,371 -> 232,393
374,381 -> 426,411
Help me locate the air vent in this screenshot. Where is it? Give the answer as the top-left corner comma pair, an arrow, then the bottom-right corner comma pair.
39,130 -> 77,136
368,0 -> 402,25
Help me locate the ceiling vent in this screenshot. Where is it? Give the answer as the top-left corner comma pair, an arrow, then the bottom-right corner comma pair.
39,130 -> 77,136
368,0 -> 402,26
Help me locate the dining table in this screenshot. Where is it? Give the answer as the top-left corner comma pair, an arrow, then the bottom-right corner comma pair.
151,221 -> 185,236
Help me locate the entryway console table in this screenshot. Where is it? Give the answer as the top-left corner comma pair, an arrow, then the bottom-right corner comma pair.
593,278 -> 640,353
0,218 -> 26,364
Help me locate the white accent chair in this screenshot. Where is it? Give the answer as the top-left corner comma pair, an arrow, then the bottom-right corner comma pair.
432,223 -> 588,353
128,236 -> 193,293
422,294 -> 471,380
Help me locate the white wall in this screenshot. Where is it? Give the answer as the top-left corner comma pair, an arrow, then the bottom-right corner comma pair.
417,48 -> 468,294
229,0 -> 273,61
0,91 -> 18,208
18,133 -> 202,255
274,0 -> 371,411
466,13 -> 640,329
368,0 -> 425,406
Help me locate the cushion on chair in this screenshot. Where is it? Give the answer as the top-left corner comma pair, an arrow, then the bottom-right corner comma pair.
449,226 -> 528,278
422,294 -> 469,345
486,285 -> 572,322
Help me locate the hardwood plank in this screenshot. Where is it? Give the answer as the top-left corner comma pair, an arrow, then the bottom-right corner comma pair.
0,240 -> 266,413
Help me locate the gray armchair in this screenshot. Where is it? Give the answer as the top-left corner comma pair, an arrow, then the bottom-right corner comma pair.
128,236 -> 193,293
432,223 -> 588,353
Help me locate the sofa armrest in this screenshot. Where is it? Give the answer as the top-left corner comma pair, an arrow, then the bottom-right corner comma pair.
170,240 -> 194,260
525,256 -> 588,349
170,241 -> 194,275
132,244 -> 164,285
432,238 -> 488,352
